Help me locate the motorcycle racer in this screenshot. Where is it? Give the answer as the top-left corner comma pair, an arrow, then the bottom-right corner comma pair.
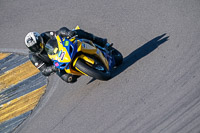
25,27 -> 112,83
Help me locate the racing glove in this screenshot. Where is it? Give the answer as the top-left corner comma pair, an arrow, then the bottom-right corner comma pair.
67,31 -> 77,38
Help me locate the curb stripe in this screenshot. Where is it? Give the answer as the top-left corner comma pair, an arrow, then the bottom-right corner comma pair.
0,61 -> 40,91
0,85 -> 46,123
0,55 -> 29,75
0,73 -> 46,105
0,111 -> 31,133
0,53 -> 10,60
0,54 -> 28,67
0,54 -> 15,65
0,53 -> 48,132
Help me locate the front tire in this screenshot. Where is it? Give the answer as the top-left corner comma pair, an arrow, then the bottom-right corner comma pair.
75,58 -> 111,81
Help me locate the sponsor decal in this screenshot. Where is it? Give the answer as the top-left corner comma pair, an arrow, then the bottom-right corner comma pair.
58,50 -> 62,57
65,41 -> 69,46
55,62 -> 59,67
60,52 -> 65,60
58,50 -> 65,60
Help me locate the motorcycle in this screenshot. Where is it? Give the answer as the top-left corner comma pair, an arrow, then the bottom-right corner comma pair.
45,26 -> 123,81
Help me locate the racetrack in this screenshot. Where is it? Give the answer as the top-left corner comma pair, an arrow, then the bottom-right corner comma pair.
1,0 -> 200,133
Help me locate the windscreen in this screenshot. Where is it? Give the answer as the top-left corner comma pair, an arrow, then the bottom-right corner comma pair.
45,38 -> 58,55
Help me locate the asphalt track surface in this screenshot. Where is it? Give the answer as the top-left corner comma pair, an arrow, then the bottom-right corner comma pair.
1,0 -> 200,133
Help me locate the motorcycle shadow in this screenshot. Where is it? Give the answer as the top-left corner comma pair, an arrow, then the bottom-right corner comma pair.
111,33 -> 169,78
87,33 -> 169,84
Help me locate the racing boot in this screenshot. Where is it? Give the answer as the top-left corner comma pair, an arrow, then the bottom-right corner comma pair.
93,36 -> 113,50
92,36 -> 107,47
105,42 -> 114,51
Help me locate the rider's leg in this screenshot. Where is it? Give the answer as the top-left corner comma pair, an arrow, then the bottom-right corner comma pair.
75,29 -> 111,48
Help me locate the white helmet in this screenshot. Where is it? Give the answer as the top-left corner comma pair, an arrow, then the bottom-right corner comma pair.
25,32 -> 44,52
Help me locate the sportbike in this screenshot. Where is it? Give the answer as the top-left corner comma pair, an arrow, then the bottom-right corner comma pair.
45,26 -> 123,81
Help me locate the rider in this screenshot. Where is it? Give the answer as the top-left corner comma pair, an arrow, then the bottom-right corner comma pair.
25,27 -> 112,83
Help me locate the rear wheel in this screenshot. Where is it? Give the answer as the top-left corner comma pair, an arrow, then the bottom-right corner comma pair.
111,48 -> 123,66
75,58 -> 111,81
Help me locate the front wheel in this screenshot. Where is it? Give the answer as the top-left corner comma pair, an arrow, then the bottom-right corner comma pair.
74,58 -> 111,81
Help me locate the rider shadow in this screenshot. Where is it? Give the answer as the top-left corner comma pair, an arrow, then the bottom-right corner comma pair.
87,33 -> 169,84
111,33 -> 169,78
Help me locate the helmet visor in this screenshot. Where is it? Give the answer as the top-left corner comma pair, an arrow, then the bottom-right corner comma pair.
28,35 -> 44,52
45,38 -> 58,55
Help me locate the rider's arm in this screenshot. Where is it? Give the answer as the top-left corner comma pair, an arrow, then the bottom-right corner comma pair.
56,27 -> 71,37
29,52 -> 57,76
55,27 -> 107,48
41,31 -> 56,44
55,27 -> 88,39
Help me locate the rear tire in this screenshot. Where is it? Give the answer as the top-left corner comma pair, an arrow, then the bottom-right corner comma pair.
75,58 -> 111,81
112,48 -> 123,66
